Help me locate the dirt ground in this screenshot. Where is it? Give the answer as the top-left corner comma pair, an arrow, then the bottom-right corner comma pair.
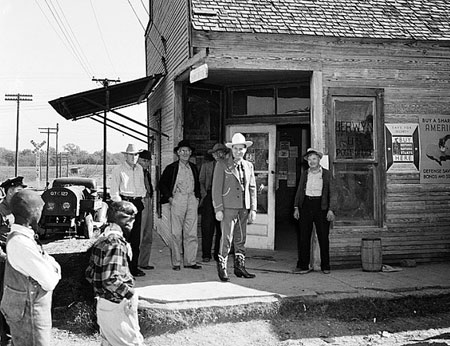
44,236 -> 450,345
50,311 -> 450,346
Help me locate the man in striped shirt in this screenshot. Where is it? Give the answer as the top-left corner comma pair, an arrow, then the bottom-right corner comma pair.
85,201 -> 144,346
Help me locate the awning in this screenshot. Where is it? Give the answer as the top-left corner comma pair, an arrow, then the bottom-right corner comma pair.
49,74 -> 164,120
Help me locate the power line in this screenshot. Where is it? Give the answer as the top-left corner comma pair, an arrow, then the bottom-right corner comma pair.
139,0 -> 149,16
45,0 -> 94,75
126,0 -> 146,31
40,0 -> 93,77
89,0 -> 118,76
54,0 -> 95,73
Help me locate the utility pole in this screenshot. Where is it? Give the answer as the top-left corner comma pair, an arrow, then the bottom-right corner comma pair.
92,77 -> 120,201
5,93 -> 33,176
31,140 -> 46,189
39,125 -> 58,189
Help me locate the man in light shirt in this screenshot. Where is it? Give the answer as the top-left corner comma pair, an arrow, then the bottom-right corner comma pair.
110,144 -> 147,277
293,148 -> 336,274
0,190 -> 61,346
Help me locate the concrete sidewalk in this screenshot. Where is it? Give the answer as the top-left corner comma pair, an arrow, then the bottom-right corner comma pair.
135,235 -> 450,310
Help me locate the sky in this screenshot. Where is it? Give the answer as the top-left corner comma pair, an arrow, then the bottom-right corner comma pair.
0,0 -> 158,154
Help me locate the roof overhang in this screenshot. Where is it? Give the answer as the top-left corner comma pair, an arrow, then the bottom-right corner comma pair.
49,74 -> 164,120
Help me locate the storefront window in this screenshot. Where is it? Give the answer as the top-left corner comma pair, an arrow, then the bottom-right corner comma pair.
334,164 -> 374,222
231,88 -> 275,116
229,84 -> 310,117
329,89 -> 384,227
278,86 -> 310,115
335,99 -> 375,160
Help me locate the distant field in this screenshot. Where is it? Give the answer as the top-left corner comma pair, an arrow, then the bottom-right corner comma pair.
0,164 -> 118,189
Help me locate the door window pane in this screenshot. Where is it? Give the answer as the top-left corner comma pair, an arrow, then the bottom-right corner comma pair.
242,132 -> 269,171
334,99 -> 375,160
231,89 -> 275,116
255,173 -> 268,214
241,132 -> 269,214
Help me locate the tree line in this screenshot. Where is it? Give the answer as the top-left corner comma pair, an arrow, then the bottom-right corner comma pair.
0,144 -> 123,166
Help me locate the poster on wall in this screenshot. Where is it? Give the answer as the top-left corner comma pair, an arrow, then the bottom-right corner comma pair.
385,123 -> 419,173
419,115 -> 450,184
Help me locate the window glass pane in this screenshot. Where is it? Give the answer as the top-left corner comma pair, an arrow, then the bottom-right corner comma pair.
334,164 -> 375,223
255,173 -> 268,214
242,132 -> 269,171
335,99 -> 375,160
278,86 -> 310,115
231,89 -> 275,116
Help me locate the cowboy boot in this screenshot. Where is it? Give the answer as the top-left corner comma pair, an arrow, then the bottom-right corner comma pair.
234,253 -> 256,279
217,255 -> 230,282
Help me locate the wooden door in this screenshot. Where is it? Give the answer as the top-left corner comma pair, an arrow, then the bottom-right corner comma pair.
227,125 -> 276,250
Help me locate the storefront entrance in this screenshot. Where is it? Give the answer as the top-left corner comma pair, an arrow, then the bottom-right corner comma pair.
275,124 -> 310,250
227,124 -> 310,250
227,125 -> 276,250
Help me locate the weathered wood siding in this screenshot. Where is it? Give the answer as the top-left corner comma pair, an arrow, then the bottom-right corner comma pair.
146,0 -> 190,232
191,31 -> 450,266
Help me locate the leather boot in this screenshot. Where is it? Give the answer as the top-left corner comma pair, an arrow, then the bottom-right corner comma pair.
217,255 -> 230,282
234,253 -> 256,279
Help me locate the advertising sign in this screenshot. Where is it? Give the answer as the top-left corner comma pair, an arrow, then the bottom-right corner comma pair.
385,123 -> 419,173
419,115 -> 450,184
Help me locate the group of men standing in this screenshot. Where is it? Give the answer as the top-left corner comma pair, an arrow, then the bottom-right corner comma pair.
0,134 -> 337,346
159,133 -> 258,282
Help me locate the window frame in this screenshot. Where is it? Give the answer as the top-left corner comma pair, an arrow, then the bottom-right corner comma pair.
227,82 -> 311,118
327,88 -> 385,227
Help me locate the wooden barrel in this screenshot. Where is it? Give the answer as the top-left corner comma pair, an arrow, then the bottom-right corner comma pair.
361,238 -> 382,272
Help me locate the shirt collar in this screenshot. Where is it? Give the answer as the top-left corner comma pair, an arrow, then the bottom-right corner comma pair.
103,223 -> 124,238
11,224 -> 35,239
308,166 -> 322,174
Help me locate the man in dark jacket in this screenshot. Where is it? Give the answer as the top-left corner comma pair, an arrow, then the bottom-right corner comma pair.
293,148 -> 336,274
158,140 -> 202,271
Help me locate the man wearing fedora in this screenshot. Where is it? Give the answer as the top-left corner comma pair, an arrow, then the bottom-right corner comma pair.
0,176 -> 27,346
110,144 -> 147,277
199,143 -> 229,262
293,148 -> 336,274
158,140 -> 202,271
212,133 -> 257,282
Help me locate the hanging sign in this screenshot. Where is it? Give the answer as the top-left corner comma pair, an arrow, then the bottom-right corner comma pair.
190,63 -> 208,83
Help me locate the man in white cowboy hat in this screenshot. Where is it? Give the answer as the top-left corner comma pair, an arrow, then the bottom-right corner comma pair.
293,148 -> 337,275
199,143 -> 229,262
212,133 -> 257,282
110,144 -> 147,277
158,140 -> 202,271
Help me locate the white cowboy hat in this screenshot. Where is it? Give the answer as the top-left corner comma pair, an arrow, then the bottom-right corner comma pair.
225,133 -> 253,149
121,144 -> 141,155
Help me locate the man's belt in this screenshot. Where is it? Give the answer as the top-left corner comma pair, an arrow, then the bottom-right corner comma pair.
306,195 -> 322,200
120,195 -> 142,202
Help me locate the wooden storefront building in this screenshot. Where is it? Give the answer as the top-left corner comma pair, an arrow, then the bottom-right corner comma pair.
145,0 -> 450,267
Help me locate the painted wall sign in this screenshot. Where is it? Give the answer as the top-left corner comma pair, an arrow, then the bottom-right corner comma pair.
385,123 -> 419,173
419,115 -> 450,184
